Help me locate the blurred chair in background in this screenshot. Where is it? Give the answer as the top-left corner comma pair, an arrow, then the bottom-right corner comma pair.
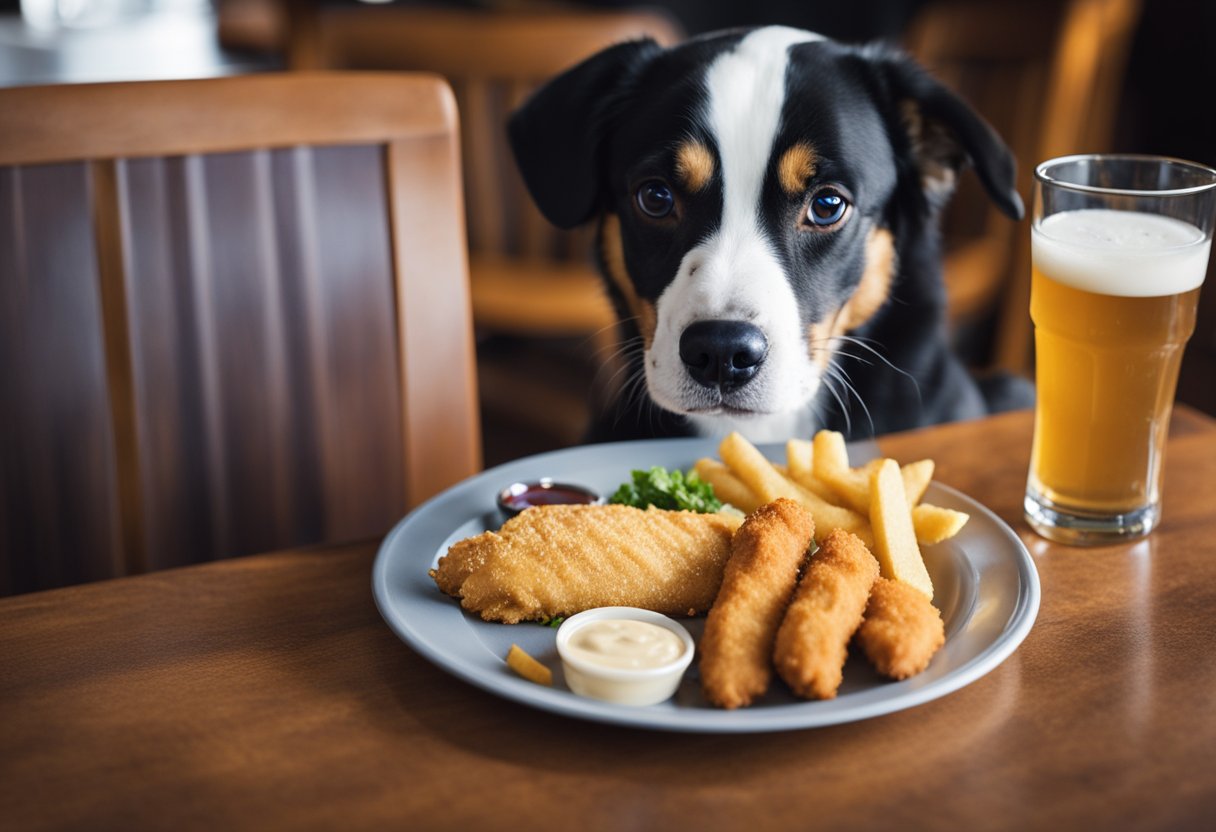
215,0 -> 290,55
0,73 -> 480,595
291,5 -> 683,459
905,0 -> 1142,376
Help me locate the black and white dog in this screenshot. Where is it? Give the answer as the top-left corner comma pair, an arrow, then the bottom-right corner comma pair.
509,26 -> 1030,443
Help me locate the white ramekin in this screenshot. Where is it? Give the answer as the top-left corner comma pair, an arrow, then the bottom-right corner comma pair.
555,607 -> 695,706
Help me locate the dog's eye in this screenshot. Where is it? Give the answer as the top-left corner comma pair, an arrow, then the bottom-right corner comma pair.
636,180 -> 675,219
806,189 -> 849,227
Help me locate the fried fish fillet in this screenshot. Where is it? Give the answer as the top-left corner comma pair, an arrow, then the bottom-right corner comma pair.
700,498 -> 815,710
430,504 -> 742,623
773,529 -> 879,700
857,576 -> 945,679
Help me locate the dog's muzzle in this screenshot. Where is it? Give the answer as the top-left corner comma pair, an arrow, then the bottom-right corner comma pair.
678,320 -> 768,393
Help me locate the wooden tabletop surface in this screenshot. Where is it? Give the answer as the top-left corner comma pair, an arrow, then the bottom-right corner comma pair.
3,407 -> 1215,831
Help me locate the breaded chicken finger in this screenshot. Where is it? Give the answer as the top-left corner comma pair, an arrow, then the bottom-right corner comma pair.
857,577 -> 945,679
700,498 -> 814,709
773,529 -> 879,700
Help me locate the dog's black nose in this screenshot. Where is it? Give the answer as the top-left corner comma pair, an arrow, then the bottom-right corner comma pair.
679,320 -> 768,392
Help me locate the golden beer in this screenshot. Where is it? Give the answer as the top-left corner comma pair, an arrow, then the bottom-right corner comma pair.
1026,207 -> 1207,536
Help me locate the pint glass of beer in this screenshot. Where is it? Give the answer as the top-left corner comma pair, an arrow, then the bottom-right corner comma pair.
1025,155 -> 1216,544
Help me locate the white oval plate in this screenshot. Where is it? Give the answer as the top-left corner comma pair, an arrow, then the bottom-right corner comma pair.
372,438 -> 1039,733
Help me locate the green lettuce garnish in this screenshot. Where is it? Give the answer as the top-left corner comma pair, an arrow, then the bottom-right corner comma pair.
609,466 -> 723,514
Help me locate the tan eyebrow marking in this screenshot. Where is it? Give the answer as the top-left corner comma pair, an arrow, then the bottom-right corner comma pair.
675,142 -> 715,192
778,143 -> 818,195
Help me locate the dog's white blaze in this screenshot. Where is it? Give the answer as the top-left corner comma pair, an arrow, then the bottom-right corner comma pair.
712,26 -> 820,244
647,27 -> 825,442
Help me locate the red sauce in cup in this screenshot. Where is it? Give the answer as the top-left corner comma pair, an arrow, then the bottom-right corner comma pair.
497,480 -> 601,517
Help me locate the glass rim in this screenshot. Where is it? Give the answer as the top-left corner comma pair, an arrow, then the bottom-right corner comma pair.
1035,153 -> 1216,197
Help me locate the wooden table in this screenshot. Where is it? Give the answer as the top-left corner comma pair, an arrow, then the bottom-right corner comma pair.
3,408 -> 1215,831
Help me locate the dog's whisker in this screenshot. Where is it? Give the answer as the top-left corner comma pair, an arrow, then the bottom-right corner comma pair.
592,337 -> 645,394
830,349 -> 874,368
826,360 -> 859,385
807,395 -> 829,431
833,335 -> 923,411
823,371 -> 856,436
581,313 -> 637,345
610,365 -> 649,432
831,336 -> 893,365
820,366 -> 853,435
622,367 -> 650,417
809,339 -> 895,438
605,335 -> 646,364
588,326 -> 641,362
597,361 -> 639,403
807,338 -> 876,376
593,339 -> 644,382
834,336 -> 915,380
614,374 -> 637,416
605,369 -> 646,433
593,335 -> 642,362
831,334 -> 889,358
838,333 -> 874,344
827,359 -> 876,438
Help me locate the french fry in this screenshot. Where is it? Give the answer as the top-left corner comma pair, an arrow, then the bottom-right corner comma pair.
810,431 -> 937,518
789,484 -> 874,548
786,439 -> 839,502
901,459 -> 935,508
693,458 -> 764,513
811,430 -> 871,513
720,432 -> 871,544
868,459 -> 934,599
506,644 -> 552,686
859,458 -> 885,474
786,439 -> 813,482
811,429 -> 850,470
912,504 -> 969,544
719,432 -> 802,504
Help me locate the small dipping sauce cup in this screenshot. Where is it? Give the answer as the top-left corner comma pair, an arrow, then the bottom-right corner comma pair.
556,607 -> 694,706
496,479 -> 601,519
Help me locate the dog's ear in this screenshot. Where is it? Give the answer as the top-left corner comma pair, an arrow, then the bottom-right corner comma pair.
882,55 -> 1025,220
509,39 -> 662,229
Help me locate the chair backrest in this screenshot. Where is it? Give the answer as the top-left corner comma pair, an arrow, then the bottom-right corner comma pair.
0,73 -> 481,595
294,7 -> 683,264
906,0 -> 1142,373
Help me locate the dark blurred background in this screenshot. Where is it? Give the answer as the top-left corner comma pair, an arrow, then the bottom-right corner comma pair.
2,0 -> 1213,469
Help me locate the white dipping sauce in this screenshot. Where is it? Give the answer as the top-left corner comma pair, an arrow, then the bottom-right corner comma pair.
564,619 -> 686,670
556,608 -> 695,706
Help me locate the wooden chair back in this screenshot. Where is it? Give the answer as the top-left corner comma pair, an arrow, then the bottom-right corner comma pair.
906,0 -> 1142,373
0,73 -> 480,595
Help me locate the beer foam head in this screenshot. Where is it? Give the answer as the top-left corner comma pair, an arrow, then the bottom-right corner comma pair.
1032,209 -> 1210,297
